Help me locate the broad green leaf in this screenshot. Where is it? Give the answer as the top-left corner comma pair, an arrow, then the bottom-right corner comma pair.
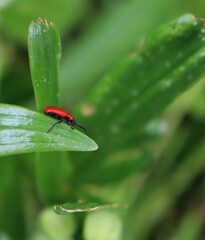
54,201 -> 118,214
0,104 -> 98,157
60,0 -> 177,106
76,14 -> 205,156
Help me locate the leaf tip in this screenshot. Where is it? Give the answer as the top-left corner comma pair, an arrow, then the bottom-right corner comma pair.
88,139 -> 99,151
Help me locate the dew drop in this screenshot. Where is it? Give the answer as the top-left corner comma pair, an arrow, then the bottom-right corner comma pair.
160,79 -> 172,89
145,120 -> 168,135
179,66 -> 185,72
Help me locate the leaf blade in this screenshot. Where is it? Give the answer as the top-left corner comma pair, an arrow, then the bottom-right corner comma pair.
0,104 -> 98,157
60,0 -> 177,106
28,17 -> 61,110
77,14 -> 205,154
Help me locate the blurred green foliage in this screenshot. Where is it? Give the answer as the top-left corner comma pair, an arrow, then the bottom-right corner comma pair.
1,0 -> 205,240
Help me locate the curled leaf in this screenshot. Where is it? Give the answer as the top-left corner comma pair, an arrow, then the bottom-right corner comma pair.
54,201 -> 119,214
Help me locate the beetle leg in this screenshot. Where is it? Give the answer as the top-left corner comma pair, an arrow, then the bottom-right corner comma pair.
47,120 -> 62,133
67,122 -> 75,130
70,124 -> 75,130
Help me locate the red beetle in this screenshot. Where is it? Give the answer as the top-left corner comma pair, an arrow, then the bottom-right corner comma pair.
43,106 -> 86,133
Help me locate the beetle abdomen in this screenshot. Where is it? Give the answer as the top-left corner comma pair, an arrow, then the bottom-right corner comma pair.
44,111 -> 65,121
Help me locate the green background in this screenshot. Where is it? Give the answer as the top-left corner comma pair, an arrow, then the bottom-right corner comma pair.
1,0 -> 205,239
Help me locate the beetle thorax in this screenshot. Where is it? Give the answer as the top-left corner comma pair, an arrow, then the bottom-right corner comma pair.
67,113 -> 74,121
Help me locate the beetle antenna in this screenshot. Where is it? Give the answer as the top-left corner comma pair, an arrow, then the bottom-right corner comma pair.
75,122 -> 87,132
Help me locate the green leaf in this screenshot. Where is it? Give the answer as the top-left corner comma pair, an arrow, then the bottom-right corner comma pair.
77,14 -> 205,155
54,201 -> 118,214
0,156 -> 26,239
28,18 -> 73,204
60,0 -> 177,105
28,17 -> 61,110
35,151 -> 74,204
0,104 -> 98,157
